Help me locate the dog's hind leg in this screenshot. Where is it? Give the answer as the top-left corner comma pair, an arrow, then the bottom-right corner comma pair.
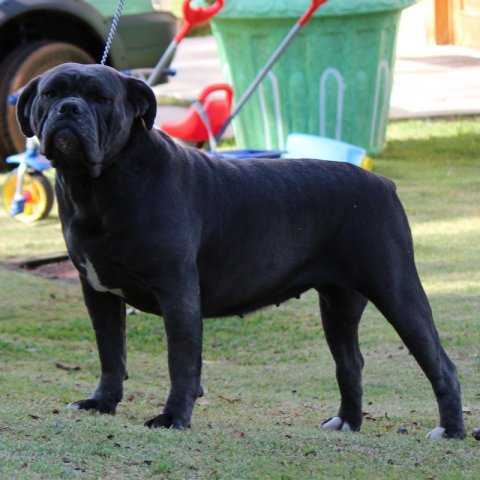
318,287 -> 368,432
368,269 -> 465,439
358,197 -> 465,439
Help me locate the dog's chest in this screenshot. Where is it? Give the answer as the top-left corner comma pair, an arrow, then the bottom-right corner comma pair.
64,215 -> 167,314
65,222 -> 137,298
80,256 -> 124,297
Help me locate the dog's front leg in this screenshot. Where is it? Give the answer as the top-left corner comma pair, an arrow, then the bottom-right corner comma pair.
69,278 -> 127,414
145,279 -> 202,430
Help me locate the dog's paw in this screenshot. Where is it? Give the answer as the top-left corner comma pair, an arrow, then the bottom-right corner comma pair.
426,426 -> 445,440
321,416 -> 353,432
144,413 -> 190,430
68,398 -> 116,415
427,426 -> 465,440
473,428 -> 480,441
145,413 -> 173,429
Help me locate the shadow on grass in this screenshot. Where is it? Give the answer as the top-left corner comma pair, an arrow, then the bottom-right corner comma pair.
378,131 -> 480,176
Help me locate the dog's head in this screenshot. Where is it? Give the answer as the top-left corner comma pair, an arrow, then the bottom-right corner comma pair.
17,63 -> 156,178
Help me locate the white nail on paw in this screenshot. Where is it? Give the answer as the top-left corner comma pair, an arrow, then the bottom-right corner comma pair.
322,416 -> 353,432
341,421 -> 352,432
322,416 -> 343,430
427,426 -> 446,440
67,402 -> 80,410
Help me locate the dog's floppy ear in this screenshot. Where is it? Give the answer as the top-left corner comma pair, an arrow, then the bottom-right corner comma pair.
126,77 -> 157,130
16,77 -> 40,138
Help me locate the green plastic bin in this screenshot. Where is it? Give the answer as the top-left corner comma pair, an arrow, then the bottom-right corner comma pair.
211,0 -> 416,155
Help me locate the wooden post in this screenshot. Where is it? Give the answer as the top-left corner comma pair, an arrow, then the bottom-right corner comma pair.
435,0 -> 454,44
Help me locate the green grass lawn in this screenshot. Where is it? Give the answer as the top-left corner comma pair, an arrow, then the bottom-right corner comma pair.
0,118 -> 479,479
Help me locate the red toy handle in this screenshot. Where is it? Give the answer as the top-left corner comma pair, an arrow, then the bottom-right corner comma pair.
198,83 -> 233,109
175,0 -> 225,42
299,0 -> 328,27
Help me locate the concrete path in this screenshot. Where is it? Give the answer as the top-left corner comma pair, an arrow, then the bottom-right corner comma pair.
154,36 -> 480,127
391,45 -> 480,119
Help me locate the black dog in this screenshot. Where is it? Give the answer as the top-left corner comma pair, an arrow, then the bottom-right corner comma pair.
17,63 -> 465,439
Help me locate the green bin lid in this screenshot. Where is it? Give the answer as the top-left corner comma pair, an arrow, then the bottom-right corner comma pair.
217,0 -> 417,19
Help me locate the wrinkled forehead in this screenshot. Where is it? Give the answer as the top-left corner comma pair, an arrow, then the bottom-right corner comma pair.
39,63 -> 125,96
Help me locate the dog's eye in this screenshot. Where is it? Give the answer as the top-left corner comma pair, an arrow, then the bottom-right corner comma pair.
93,94 -> 113,105
42,90 -> 57,99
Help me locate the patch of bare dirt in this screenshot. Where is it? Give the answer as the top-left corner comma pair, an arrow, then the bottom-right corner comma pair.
2,254 -> 79,283
32,259 -> 79,281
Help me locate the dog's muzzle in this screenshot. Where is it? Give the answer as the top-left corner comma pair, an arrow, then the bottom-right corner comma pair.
52,127 -> 82,156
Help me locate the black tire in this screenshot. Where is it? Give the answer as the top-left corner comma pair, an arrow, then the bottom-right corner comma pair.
0,41 -> 94,167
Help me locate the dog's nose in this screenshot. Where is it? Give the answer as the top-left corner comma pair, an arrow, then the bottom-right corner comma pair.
59,101 -> 81,116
